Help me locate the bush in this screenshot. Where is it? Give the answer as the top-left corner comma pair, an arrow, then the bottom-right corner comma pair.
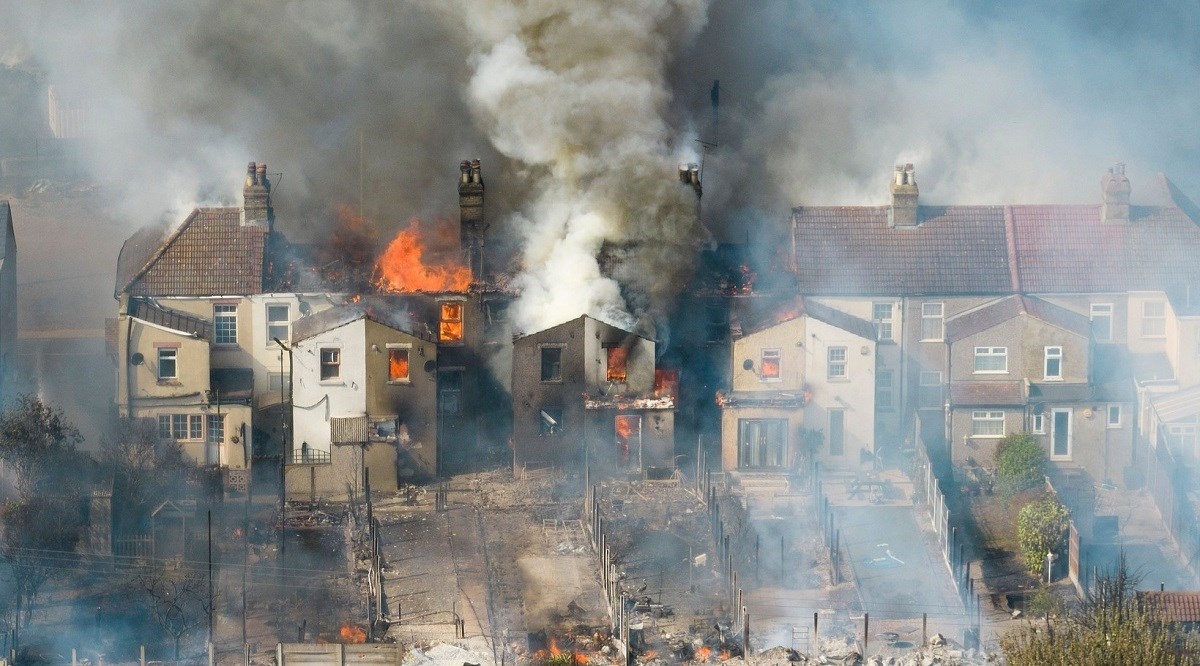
994,433 -> 1045,498
1016,496 -> 1069,574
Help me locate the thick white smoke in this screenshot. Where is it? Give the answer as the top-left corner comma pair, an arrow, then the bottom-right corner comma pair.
437,1 -> 710,334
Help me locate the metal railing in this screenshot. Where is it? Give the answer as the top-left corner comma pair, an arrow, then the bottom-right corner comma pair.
287,449 -> 331,465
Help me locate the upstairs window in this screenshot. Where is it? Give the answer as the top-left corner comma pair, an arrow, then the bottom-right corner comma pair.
827,347 -> 847,379
606,346 -> 628,383
1142,301 -> 1166,338
320,348 -> 341,381
157,348 -> 178,380
214,304 -> 238,344
760,348 -> 781,381
1090,303 -> 1113,342
266,304 -> 290,343
540,346 -> 563,382
439,302 -> 464,343
919,371 -> 944,408
1044,346 -> 1063,380
872,302 -> 894,342
921,303 -> 944,341
388,346 -> 410,383
974,347 -> 1008,373
876,368 -> 894,411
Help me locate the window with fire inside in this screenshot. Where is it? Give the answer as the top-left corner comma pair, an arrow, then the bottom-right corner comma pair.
439,301 -> 464,343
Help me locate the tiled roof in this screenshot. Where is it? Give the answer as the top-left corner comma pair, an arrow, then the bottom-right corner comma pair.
791,205 -> 1011,296
949,380 -> 1025,406
117,207 -> 268,297
945,295 -> 1089,343
1137,591 -> 1200,623
789,174 -> 1200,297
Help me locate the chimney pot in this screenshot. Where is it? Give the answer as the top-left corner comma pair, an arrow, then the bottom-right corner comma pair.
243,159 -> 272,227
1102,162 -> 1131,224
888,163 -> 919,228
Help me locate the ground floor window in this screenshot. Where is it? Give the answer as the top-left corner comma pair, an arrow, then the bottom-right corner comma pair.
971,411 -> 1005,437
159,414 -> 202,440
737,419 -> 787,468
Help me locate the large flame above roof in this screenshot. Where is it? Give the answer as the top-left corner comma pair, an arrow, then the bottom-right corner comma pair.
374,218 -> 471,293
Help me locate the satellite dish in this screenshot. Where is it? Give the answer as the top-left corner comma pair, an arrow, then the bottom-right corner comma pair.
742,359 -> 753,371
130,352 -> 144,366
423,360 -> 436,373
298,301 -> 312,315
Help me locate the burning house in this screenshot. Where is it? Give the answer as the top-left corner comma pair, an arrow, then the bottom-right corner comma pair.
286,301 -> 439,498
511,315 -> 675,475
0,201 -> 14,405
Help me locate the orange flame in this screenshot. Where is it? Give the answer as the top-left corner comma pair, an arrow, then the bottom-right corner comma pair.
695,646 -> 712,661
575,653 -> 590,664
549,637 -> 562,657
375,218 -> 471,293
339,623 -> 367,643
719,650 -> 730,661
388,348 -> 410,381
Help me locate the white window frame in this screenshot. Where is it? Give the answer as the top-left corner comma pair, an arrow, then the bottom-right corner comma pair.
266,304 -> 290,344
919,371 -> 944,408
157,348 -> 178,380
971,410 -> 1006,438
1090,303 -> 1113,343
876,368 -> 894,411
1142,301 -> 1166,338
320,347 -> 341,381
1107,404 -> 1122,429
1044,346 -> 1063,381
921,302 -> 944,342
160,413 -> 202,441
1032,413 -> 1045,434
214,303 -> 238,345
827,346 -> 847,380
386,342 -> 412,384
1050,408 -> 1073,460
872,302 -> 894,342
760,348 -> 781,382
973,346 -> 1008,374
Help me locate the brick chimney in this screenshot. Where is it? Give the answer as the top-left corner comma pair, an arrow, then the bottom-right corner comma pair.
678,162 -> 702,198
1102,162 -> 1131,224
888,163 -> 918,228
459,159 -> 485,276
243,161 -> 272,227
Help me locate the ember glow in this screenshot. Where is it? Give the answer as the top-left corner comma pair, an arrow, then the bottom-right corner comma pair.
375,218 -> 471,293
338,623 -> 367,643
695,646 -> 712,661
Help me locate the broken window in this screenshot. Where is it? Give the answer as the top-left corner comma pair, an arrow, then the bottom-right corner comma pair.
266,304 -> 290,343
320,348 -> 341,380
439,301 -> 464,343
539,406 -> 563,436
157,348 -> 178,380
214,304 -> 238,344
388,346 -> 410,382
541,346 -> 563,382
760,348 -> 781,381
606,346 -> 628,383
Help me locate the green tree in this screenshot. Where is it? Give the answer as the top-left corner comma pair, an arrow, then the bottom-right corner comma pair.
1002,556 -> 1198,665
1016,496 -> 1069,574
994,433 -> 1045,498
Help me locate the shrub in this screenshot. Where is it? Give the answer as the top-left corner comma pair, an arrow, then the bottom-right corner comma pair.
994,433 -> 1045,498
1016,496 -> 1069,574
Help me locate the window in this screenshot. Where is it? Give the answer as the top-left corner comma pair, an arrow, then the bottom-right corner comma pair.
159,414 -> 202,440
1107,405 -> 1122,428
1032,413 -> 1045,434
268,373 -> 289,392
1044,346 -> 1063,380
1142,301 -> 1166,337
267,304 -> 290,343
388,346 -> 410,383
606,346 -> 628,383
876,368 -> 894,411
214,304 -> 238,344
439,369 -> 463,416
1090,303 -> 1113,342
439,301 -> 464,343
971,411 -> 1005,437
829,409 -> 845,456
921,303 -> 944,341
737,419 -> 787,467
207,414 -> 224,445
827,346 -> 847,379
157,348 -> 178,380
320,348 -> 341,381
760,348 -> 781,381
974,347 -> 1008,373
919,371 -> 944,408
539,406 -> 563,436
540,346 -> 563,382
872,302 -> 894,342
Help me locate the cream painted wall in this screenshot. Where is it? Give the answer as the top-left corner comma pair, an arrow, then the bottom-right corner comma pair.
730,317 -> 806,392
